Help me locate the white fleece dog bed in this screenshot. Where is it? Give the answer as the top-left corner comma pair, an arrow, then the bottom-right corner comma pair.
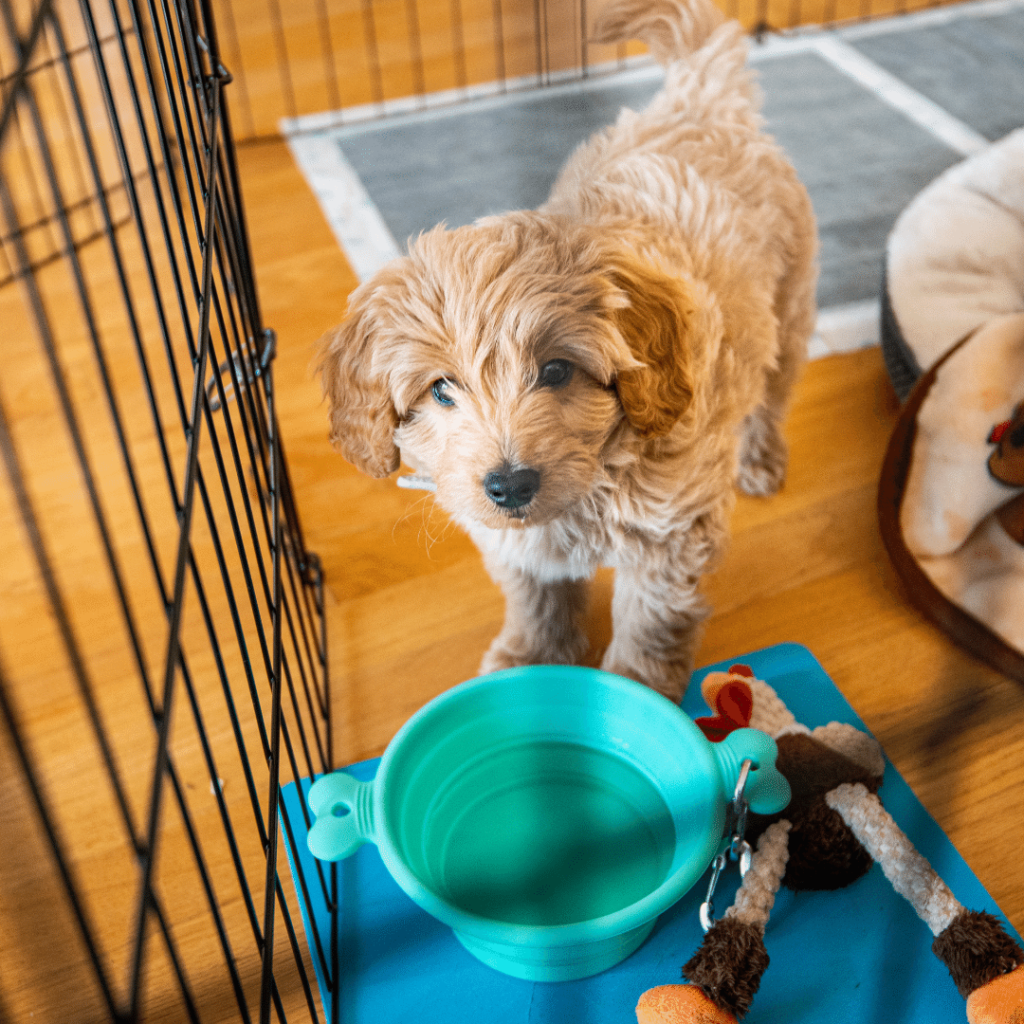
879,128 -> 1024,682
881,128 -> 1024,399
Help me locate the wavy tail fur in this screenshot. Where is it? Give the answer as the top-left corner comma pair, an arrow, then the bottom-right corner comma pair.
591,0 -> 728,66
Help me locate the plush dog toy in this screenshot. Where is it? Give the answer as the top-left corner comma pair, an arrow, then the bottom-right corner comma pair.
636,666 -> 1024,1024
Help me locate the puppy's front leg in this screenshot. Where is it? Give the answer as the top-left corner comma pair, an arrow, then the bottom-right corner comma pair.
479,564 -> 591,675
601,526 -> 722,701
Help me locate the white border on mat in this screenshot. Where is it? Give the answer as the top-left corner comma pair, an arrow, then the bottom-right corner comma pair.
812,300 -> 881,356
285,133 -> 401,281
810,36 -> 988,157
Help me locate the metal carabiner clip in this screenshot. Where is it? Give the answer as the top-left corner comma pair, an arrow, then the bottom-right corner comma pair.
699,758 -> 754,932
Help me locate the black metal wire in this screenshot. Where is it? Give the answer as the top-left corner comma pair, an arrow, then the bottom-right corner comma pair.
0,0 -> 332,1020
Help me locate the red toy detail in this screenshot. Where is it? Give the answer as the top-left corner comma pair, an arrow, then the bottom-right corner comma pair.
695,680 -> 754,742
989,419 -> 1011,445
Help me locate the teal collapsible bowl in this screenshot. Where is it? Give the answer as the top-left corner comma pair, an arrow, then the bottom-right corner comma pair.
306,665 -> 789,982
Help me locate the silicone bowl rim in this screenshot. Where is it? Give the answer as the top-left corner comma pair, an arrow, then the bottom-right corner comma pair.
370,664 -> 729,947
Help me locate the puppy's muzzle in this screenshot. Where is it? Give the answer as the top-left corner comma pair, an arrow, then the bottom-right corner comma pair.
483,465 -> 540,510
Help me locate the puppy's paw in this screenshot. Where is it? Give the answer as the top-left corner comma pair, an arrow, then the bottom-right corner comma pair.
737,415 -> 788,497
479,642 -> 530,675
601,647 -> 689,703
480,630 -> 589,676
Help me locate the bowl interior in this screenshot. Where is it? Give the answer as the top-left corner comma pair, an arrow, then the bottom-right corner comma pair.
379,667 -> 724,930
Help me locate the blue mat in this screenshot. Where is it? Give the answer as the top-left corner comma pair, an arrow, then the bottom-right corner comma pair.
281,642 -> 1022,1022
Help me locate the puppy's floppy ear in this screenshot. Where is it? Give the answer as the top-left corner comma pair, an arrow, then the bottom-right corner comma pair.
316,295 -> 401,479
609,260 -> 697,438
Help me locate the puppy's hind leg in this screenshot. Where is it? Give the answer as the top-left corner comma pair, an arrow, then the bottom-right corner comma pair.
737,254 -> 817,497
737,321 -> 810,496
736,399 -> 791,498
479,565 -> 591,675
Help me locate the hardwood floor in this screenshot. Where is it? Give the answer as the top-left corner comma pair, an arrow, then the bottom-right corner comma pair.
1,0 -> 1022,1019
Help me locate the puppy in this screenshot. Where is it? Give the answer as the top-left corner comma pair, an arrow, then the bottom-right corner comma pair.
318,0 -> 818,700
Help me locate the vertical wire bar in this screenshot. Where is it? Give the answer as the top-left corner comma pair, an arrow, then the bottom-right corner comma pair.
259,336 -> 286,1023
448,0 -> 467,90
265,0 -> 297,118
290,558 -> 328,734
209,0 -> 253,136
313,0 -> 341,112
281,554 -> 327,732
533,0 -> 546,82
404,0 -> 426,99
361,0 -> 384,108
541,0 -> 550,81
200,0 -> 277,492
319,559 -> 330,774
580,0 -> 589,76
279,800 -> 333,983
126,61 -> 227,1021
490,0 -> 507,89
271,870 -> 323,1019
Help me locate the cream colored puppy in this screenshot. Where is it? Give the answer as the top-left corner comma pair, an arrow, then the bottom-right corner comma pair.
318,0 -> 818,700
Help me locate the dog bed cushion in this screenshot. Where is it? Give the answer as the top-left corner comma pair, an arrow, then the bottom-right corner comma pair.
882,127 -> 1024,399
879,129 -> 1024,682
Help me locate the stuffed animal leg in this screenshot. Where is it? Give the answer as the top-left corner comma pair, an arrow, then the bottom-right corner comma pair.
826,783 -> 1024,1024
635,666 -> 1024,1024
635,820 -> 793,1024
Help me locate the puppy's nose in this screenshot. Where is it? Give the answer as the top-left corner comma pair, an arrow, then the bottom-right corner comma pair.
483,466 -> 541,510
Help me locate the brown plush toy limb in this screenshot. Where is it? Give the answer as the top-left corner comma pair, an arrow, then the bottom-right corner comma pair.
635,667 -> 1024,1024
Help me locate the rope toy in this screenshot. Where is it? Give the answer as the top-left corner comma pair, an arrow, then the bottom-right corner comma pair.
636,665 -> 1024,1024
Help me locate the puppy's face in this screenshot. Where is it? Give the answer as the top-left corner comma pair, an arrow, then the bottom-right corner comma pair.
318,213 -> 706,529
394,318 -> 624,529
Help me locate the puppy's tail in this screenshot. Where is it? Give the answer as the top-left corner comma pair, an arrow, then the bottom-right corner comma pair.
591,0 -> 728,66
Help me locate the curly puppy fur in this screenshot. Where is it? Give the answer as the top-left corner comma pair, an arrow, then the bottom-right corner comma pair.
317,0 -> 818,699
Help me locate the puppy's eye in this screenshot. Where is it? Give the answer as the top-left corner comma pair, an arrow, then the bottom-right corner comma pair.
431,378 -> 457,407
539,359 -> 574,389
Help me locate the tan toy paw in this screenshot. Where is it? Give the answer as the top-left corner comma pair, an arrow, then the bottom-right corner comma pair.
966,964 -> 1024,1024
636,984 -> 740,1024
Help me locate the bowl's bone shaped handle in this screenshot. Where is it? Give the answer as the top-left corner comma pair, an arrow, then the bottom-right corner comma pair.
307,771 -> 377,861
714,729 -> 791,815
